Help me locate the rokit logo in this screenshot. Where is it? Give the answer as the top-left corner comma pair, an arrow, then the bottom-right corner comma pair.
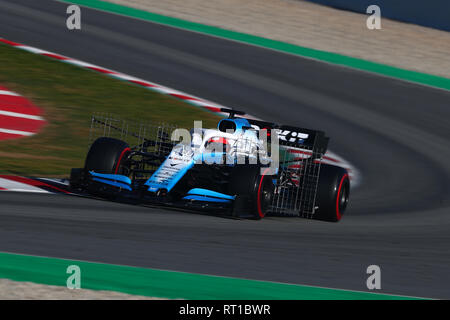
276,130 -> 308,144
250,125 -> 308,145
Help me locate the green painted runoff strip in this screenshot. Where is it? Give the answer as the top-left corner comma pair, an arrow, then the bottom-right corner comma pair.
61,0 -> 450,91
0,252 -> 418,299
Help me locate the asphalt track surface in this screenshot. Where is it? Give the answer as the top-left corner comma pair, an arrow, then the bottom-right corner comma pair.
1,0 -> 450,298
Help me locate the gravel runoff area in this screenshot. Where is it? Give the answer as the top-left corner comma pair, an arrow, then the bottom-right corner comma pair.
0,279 -> 159,300
106,0 -> 450,78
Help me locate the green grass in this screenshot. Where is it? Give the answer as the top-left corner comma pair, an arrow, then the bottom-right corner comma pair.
0,44 -> 221,176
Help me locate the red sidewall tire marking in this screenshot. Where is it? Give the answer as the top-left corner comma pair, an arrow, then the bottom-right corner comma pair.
114,147 -> 131,174
257,168 -> 271,219
335,173 -> 349,221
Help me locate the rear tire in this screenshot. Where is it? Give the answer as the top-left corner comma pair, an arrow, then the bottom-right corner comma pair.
85,137 -> 130,174
314,164 -> 350,222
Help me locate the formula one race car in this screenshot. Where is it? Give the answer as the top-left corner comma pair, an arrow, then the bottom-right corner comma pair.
70,110 -> 350,221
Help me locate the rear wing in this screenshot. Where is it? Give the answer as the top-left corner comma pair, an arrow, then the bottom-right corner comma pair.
219,108 -> 329,156
245,118 -> 329,156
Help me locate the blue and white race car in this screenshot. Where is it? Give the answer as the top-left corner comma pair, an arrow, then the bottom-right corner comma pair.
70,110 -> 350,221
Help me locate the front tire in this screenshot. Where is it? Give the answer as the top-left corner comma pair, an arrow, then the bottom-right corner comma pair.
85,137 -> 131,174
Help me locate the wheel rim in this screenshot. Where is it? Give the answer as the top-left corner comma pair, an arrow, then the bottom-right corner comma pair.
261,184 -> 273,213
257,171 -> 274,218
339,183 -> 349,212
